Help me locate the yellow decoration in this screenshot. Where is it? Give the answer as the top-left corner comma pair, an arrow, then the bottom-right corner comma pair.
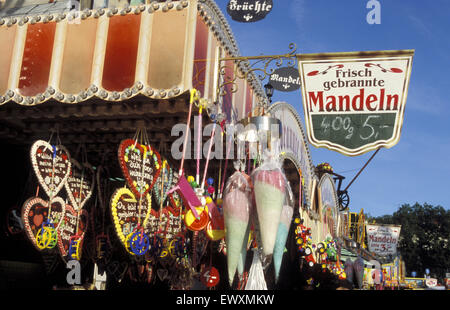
111,187 -> 152,254
184,206 -> 208,226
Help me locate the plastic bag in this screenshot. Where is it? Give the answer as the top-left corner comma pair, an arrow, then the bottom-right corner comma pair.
245,249 -> 267,290
273,181 -> 294,282
222,170 -> 254,285
251,148 -> 287,258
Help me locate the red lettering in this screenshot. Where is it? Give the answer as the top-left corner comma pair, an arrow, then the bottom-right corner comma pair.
352,88 -> 365,111
309,91 -> 324,112
386,94 -> 399,111
366,94 -> 377,111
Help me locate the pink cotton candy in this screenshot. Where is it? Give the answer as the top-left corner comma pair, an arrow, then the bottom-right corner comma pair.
253,169 -> 286,193
223,189 -> 252,221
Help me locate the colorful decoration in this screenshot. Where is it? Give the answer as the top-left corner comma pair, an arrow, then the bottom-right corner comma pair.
201,266 -> 220,288
252,165 -> 286,257
205,202 -> 225,241
35,220 -> 58,250
26,140 -> 71,251
184,206 -> 209,231
273,199 -> 294,282
110,187 -> 152,255
118,139 -> 162,199
57,204 -> 88,260
223,171 -> 253,285
64,159 -> 94,211
317,162 -> 333,173
30,140 -> 71,200
294,217 -> 315,267
21,196 -> 66,251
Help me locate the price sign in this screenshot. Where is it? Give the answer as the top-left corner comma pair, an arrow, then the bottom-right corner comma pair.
298,50 -> 414,156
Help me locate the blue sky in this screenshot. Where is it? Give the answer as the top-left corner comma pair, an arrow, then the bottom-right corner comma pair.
215,0 -> 450,217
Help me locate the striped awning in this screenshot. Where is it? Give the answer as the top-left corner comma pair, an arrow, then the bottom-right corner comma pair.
0,2 -> 199,105
0,1 -> 262,122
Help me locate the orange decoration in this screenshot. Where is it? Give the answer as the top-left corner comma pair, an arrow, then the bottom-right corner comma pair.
102,15 -> 141,91
18,22 -> 56,96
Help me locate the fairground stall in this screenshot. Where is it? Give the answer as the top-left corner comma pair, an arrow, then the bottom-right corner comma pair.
0,0 -> 367,290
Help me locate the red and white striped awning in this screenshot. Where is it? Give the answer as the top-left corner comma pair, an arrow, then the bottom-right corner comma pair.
0,0 -> 260,121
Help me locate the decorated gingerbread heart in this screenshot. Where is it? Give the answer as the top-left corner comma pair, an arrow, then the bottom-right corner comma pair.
57,204 -> 88,259
110,187 -> 153,253
64,158 -> 94,211
152,206 -> 184,239
30,140 -> 71,199
21,196 -> 66,250
118,139 -> 162,198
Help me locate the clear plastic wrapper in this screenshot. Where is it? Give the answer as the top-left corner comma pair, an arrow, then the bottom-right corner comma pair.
245,249 -> 268,290
251,149 -> 287,258
273,181 -> 294,282
222,169 -> 254,285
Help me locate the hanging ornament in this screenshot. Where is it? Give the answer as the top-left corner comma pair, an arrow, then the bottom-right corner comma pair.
68,235 -> 82,260
245,249 -> 268,290
273,182 -> 294,282
30,140 -> 71,200
64,158 -> 94,211
118,138 -> 162,199
128,227 -> 150,256
22,196 -> 66,251
110,187 -> 152,255
185,206 -> 209,231
36,220 -> 58,250
57,204 -> 88,260
222,170 -> 253,285
251,150 -> 287,259
201,266 -> 220,288
205,197 -> 225,241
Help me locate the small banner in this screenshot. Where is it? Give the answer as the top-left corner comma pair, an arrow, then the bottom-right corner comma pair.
297,50 -> 414,156
366,224 -> 401,256
227,0 -> 273,23
269,67 -> 301,92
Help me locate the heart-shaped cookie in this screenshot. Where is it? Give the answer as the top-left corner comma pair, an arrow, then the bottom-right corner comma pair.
110,187 -> 153,252
30,140 -> 71,199
118,139 -> 162,198
64,158 -> 94,211
149,206 -> 184,240
57,204 -> 88,259
21,196 -> 66,250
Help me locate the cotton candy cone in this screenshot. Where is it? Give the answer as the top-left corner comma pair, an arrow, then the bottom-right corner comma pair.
273,204 -> 293,282
253,170 -> 286,256
237,224 -> 251,277
223,186 -> 252,285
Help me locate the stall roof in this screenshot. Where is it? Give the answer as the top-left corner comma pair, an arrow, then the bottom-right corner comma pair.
0,1 -> 284,181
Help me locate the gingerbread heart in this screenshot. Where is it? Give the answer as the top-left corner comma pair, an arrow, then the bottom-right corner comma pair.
110,187 -> 153,252
30,140 -> 71,199
118,139 -> 162,198
57,204 -> 88,259
21,196 -> 66,250
64,158 -> 94,211
148,206 -> 184,240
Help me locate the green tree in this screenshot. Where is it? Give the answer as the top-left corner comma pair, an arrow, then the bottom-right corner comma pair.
372,203 -> 450,281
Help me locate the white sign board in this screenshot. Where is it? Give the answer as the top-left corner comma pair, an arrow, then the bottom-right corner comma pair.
366,224 -> 401,256
297,50 -> 414,156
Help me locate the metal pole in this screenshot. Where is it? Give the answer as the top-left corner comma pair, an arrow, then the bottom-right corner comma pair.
343,148 -> 381,192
